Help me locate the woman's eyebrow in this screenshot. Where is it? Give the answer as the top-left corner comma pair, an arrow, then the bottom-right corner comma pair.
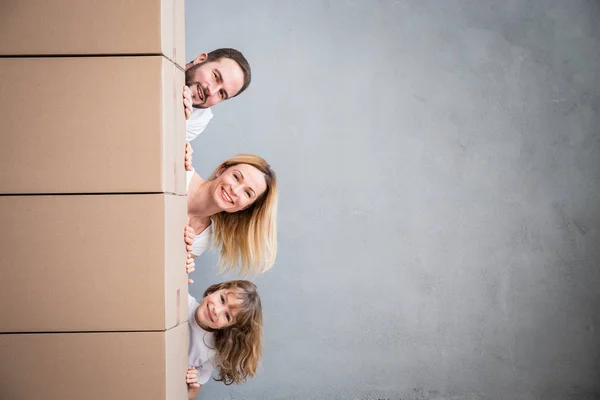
236,171 -> 257,197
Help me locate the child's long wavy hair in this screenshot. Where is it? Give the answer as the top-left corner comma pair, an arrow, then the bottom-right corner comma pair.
203,280 -> 263,385
207,154 -> 278,276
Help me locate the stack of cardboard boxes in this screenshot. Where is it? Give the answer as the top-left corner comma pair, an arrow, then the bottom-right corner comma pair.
0,1 -> 189,398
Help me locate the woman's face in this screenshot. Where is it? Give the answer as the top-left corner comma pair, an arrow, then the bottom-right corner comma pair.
212,164 -> 268,213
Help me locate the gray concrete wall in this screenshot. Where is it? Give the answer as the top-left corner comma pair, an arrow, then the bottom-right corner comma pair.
185,1 -> 600,399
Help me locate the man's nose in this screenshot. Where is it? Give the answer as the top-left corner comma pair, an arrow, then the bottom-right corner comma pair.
206,81 -> 223,96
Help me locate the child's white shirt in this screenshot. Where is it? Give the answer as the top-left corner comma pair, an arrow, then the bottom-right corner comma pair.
188,293 -> 217,385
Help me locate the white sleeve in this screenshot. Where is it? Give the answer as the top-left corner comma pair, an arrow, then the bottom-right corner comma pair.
191,227 -> 212,257
186,122 -> 205,142
186,108 -> 213,141
195,357 -> 216,385
186,170 -> 213,257
186,169 -> 195,193
188,293 -> 197,310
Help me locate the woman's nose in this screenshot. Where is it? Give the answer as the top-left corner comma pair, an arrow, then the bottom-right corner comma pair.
230,184 -> 242,197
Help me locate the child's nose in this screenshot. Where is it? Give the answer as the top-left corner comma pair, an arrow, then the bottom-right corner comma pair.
215,303 -> 227,318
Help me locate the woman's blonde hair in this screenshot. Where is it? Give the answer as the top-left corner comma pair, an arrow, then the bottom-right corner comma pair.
207,154 -> 278,276
203,280 -> 263,385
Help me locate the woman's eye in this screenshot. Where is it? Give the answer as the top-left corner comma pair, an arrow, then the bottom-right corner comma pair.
234,174 -> 239,181
213,71 -> 217,79
226,313 -> 231,322
245,191 -> 251,198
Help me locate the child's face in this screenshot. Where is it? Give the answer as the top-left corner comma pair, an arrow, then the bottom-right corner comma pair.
195,289 -> 241,330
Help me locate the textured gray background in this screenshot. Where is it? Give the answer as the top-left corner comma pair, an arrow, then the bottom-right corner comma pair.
185,1 -> 600,399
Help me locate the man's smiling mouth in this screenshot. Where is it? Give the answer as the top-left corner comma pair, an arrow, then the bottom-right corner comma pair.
197,84 -> 205,102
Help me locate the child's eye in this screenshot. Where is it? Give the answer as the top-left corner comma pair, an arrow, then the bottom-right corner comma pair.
226,313 -> 231,322
220,295 -> 225,304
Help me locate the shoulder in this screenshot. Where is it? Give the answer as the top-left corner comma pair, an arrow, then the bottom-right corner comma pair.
186,170 -> 207,194
189,328 -> 217,357
203,331 -> 216,348
188,293 -> 199,309
186,108 -> 214,141
190,107 -> 213,122
186,170 -> 194,191
191,222 -> 213,257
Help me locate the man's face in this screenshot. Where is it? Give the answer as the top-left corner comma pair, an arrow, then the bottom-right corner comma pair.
185,54 -> 245,109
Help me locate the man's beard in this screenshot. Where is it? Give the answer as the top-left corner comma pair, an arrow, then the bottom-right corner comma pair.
187,82 -> 208,109
185,66 -> 208,109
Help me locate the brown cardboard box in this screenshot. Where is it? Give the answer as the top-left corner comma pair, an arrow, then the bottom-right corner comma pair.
0,56 -> 186,195
0,323 -> 188,400
0,194 -> 188,333
0,0 -> 185,68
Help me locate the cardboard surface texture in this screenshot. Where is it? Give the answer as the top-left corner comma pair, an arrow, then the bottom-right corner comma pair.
0,324 -> 188,400
0,0 -> 185,67
0,194 -> 188,333
0,56 -> 186,195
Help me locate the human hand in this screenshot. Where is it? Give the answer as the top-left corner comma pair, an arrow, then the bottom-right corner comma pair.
184,142 -> 193,172
186,366 -> 200,389
183,85 -> 193,120
186,254 -> 195,284
184,225 -> 196,284
184,224 -> 195,252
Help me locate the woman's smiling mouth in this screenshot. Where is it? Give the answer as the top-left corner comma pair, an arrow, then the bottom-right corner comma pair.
221,187 -> 233,204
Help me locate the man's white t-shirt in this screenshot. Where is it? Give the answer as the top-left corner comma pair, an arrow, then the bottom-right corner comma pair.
186,107 -> 214,142
186,170 -> 213,257
188,294 -> 217,385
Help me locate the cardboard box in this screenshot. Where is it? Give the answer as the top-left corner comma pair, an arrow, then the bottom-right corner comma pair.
0,194 -> 188,333
0,0 -> 185,68
0,56 -> 186,195
0,323 -> 188,400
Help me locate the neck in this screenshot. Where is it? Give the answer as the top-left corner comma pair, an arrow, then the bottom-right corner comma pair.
188,178 -> 222,220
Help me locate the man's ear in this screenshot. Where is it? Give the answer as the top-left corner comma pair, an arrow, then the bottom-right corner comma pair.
185,53 -> 208,71
194,53 -> 208,65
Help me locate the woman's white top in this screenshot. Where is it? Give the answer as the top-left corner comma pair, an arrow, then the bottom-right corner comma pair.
187,170 -> 213,257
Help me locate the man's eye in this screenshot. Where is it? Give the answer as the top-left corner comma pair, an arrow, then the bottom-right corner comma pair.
220,90 -> 226,100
